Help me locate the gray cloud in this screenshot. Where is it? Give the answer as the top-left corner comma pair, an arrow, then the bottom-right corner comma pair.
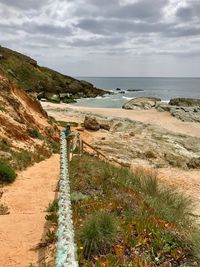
0,0 -> 200,76
176,1 -> 200,21
0,0 -> 50,10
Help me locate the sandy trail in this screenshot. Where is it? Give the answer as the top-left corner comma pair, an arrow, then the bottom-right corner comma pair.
0,154 -> 59,267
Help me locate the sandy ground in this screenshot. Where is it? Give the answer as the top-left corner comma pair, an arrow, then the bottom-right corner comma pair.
42,102 -> 200,220
0,154 -> 59,267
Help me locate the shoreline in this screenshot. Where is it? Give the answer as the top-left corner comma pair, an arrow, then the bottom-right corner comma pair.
41,102 -> 200,138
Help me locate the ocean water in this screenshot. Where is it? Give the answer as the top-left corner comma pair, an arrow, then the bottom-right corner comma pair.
74,77 -> 200,108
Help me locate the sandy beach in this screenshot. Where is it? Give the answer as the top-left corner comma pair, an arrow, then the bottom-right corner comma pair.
42,102 -> 200,138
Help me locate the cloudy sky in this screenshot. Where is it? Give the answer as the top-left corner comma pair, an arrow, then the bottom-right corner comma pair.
0,0 -> 200,77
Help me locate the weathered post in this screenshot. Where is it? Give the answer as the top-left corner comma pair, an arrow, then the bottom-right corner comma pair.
64,124 -> 74,162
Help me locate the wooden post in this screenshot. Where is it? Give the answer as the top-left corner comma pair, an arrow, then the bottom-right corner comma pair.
67,139 -> 70,162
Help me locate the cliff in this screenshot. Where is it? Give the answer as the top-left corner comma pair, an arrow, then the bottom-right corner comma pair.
0,72 -> 59,171
0,46 -> 107,103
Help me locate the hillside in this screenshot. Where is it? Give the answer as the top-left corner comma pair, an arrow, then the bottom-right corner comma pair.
0,72 -> 59,173
0,46 -> 107,103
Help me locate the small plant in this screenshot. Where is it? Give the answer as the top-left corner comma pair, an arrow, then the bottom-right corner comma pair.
28,263 -> 36,267
0,204 -> 9,215
45,213 -> 58,225
12,150 -> 33,170
0,159 -> 16,183
46,199 -> 58,213
28,128 -> 43,139
0,138 -> 11,152
79,212 -> 118,259
45,229 -> 57,244
71,191 -> 88,203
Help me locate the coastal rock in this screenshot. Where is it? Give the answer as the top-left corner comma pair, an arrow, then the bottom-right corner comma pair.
122,97 -> 161,110
84,116 -> 100,131
127,89 -> 144,92
169,98 -> 200,107
116,88 -> 121,91
100,124 -> 110,131
156,104 -> 200,123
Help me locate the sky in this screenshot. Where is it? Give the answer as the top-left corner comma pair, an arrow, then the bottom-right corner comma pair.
0,0 -> 200,77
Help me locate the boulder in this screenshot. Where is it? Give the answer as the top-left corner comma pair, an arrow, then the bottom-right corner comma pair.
116,88 -> 121,91
100,124 -> 110,131
84,116 -> 100,131
169,98 -> 200,107
156,103 -> 200,123
127,89 -> 144,92
122,97 -> 161,110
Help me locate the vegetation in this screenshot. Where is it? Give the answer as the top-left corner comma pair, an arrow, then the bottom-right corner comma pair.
0,159 -> 16,183
0,46 -> 106,100
68,154 -> 199,266
28,128 -> 43,139
0,138 -> 11,152
79,213 -> 118,259
45,199 -> 58,244
0,204 -> 9,215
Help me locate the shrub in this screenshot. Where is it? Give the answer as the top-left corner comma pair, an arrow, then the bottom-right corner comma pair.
46,199 -> 58,213
0,160 -> 16,183
0,204 -> 9,215
0,138 -> 11,152
12,150 -> 33,170
79,212 -> 118,259
28,128 -> 43,139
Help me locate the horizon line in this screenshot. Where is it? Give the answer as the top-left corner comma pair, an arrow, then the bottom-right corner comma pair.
74,76 -> 200,79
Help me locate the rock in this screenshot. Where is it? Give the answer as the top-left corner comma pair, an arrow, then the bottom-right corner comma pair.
0,151 -> 12,160
169,98 -> 200,107
116,88 -> 121,91
127,89 -> 144,92
7,69 -> 17,78
80,80 -> 93,88
100,124 -> 110,131
118,91 -> 125,94
156,104 -> 171,112
156,103 -> 200,123
187,157 -> 200,169
122,97 -> 161,110
68,81 -> 83,94
38,92 -> 60,103
84,116 -> 100,131
77,127 -> 84,132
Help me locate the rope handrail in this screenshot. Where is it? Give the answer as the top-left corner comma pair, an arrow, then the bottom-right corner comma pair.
56,130 -> 78,267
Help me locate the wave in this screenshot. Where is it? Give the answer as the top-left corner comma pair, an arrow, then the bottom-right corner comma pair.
122,96 -> 133,100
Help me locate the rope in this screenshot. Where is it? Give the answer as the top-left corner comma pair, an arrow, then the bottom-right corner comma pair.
56,131 -> 78,267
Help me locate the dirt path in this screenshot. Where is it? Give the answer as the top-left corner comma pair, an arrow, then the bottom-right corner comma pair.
0,154 -> 59,267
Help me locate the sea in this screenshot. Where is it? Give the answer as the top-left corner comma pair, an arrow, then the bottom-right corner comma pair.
74,77 -> 200,108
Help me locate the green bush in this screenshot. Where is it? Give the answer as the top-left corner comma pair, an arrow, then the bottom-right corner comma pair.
28,128 -> 43,139
0,160 -> 16,183
0,138 -> 11,152
79,212 -> 118,259
46,199 -> 58,213
12,150 -> 33,170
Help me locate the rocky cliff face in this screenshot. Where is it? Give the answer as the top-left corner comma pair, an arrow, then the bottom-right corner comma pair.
0,46 -> 107,102
0,73 -> 59,170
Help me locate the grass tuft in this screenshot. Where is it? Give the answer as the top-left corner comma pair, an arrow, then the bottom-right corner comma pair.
0,159 -> 16,183
79,212 -> 118,259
